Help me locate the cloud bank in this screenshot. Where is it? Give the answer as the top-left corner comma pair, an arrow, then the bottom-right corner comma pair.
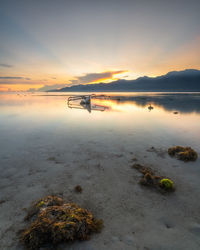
70,70 -> 127,85
31,70 -> 128,91
0,70 -> 127,91
0,76 -> 31,84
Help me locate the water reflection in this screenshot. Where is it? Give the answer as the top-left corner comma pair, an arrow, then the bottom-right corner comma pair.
99,93 -> 200,113
76,93 -> 200,114
1,92 -> 200,114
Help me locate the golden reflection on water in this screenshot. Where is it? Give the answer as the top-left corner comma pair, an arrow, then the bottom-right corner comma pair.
91,97 -> 200,132
92,99 -> 144,112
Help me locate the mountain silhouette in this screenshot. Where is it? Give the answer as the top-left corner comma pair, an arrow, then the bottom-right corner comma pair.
49,69 -> 200,92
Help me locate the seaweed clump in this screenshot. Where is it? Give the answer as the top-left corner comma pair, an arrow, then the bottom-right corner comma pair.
21,196 -> 103,250
74,185 -> 83,193
168,146 -> 198,162
132,164 -> 175,193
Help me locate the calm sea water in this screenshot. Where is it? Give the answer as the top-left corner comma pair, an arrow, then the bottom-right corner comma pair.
0,92 -> 200,158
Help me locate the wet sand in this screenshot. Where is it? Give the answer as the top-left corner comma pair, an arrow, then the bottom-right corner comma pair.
1,135 -> 200,250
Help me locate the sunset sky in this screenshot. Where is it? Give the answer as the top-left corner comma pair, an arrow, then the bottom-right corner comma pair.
0,0 -> 200,91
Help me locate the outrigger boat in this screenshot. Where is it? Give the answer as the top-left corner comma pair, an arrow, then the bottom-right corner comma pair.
67,94 -> 109,113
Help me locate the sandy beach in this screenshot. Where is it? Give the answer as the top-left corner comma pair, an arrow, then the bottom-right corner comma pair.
0,93 -> 200,250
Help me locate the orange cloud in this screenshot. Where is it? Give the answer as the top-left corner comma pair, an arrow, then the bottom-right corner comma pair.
70,70 -> 128,85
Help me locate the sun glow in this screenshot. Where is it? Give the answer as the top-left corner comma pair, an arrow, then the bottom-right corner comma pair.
84,70 -> 129,85
112,70 -> 129,79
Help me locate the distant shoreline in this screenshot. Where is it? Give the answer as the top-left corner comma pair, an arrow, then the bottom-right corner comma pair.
47,90 -> 200,93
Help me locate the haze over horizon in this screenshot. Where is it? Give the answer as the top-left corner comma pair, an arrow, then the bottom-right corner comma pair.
0,0 -> 200,92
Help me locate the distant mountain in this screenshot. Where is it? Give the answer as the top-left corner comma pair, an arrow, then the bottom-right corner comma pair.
49,69 -> 200,92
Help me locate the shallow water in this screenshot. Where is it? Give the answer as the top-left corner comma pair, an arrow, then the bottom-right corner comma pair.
1,92 -> 200,250
0,92 -> 200,158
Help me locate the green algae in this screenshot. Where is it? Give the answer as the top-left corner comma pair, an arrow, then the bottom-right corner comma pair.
160,178 -> 174,190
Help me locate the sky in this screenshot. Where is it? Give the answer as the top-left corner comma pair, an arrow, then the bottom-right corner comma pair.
0,0 -> 200,91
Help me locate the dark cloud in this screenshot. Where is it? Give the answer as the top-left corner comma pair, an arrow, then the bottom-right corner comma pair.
70,70 -> 127,85
0,76 -> 31,84
0,63 -> 13,68
0,76 -> 23,79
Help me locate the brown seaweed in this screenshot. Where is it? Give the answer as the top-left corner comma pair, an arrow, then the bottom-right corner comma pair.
168,146 -> 198,162
74,185 -> 83,193
132,163 -> 175,193
21,196 -> 103,250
